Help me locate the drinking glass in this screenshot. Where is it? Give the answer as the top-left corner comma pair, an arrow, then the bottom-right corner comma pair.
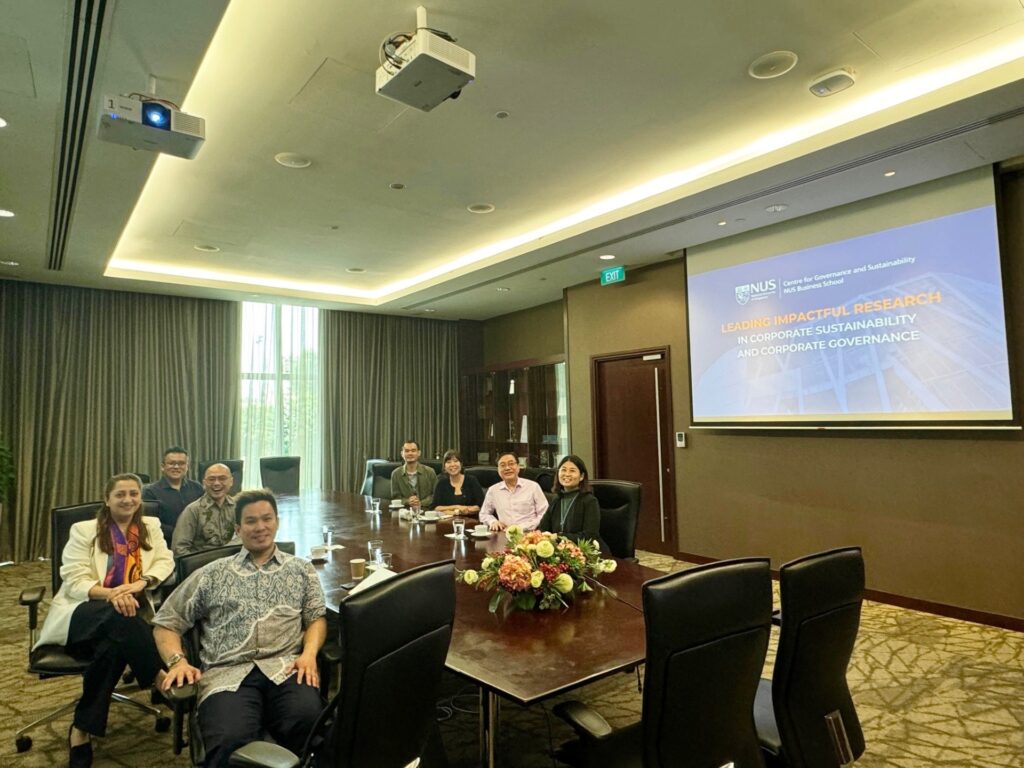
377,552 -> 393,569
371,497 -> 381,514
452,519 -> 466,538
367,539 -> 384,562
322,526 -> 334,546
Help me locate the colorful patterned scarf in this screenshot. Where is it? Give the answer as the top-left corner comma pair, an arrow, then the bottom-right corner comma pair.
103,522 -> 142,588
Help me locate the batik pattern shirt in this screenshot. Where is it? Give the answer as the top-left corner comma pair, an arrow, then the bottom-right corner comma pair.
153,546 -> 326,703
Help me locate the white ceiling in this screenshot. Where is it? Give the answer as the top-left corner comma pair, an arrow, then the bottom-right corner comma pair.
3,0 -> 1024,320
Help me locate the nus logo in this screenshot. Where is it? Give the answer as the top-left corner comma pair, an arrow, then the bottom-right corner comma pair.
734,279 -> 777,305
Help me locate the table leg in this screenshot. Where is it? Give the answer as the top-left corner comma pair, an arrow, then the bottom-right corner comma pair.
478,689 -> 500,768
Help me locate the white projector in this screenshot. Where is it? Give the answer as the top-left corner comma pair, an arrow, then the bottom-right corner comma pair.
97,94 -> 205,159
375,30 -> 475,112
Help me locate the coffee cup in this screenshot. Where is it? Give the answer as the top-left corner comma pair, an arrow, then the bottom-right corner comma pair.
423,511 -> 439,521
310,545 -> 328,560
350,558 -> 366,579
474,524 -> 489,534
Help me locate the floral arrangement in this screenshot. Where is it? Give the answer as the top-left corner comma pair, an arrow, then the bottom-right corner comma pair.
457,525 -> 617,612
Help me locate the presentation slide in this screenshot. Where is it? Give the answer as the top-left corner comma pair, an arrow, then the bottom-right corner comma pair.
687,205 -> 1013,424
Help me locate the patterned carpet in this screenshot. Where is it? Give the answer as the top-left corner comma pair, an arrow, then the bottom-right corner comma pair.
1,554 -> 1021,767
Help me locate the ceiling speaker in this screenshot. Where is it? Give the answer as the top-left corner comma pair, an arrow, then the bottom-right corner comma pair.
748,51 -> 799,80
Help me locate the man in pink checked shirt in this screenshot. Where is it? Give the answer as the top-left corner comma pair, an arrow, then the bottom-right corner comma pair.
478,451 -> 549,532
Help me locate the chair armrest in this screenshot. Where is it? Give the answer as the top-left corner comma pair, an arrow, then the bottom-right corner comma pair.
228,741 -> 300,768
19,586 -> 46,630
159,683 -> 198,705
553,700 -> 614,740
19,585 -> 45,605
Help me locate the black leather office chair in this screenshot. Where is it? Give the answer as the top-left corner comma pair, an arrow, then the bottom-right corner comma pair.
358,460 -> 402,499
259,456 -> 301,495
133,472 -> 152,484
229,560 -> 456,768
16,502 -> 170,753
554,558 -> 772,768
197,459 -> 244,494
754,547 -> 866,768
465,465 -> 500,489
519,466 -> 554,492
589,480 -> 641,560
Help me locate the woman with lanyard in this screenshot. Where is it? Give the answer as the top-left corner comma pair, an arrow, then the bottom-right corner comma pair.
35,472 -> 173,767
539,454 -> 608,553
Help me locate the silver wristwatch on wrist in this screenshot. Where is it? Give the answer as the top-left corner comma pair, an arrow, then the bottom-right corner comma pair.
165,652 -> 185,669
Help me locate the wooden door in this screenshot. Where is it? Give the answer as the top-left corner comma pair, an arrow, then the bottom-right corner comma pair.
592,349 -> 676,555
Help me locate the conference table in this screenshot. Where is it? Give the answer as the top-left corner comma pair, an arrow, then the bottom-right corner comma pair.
274,491 -> 661,767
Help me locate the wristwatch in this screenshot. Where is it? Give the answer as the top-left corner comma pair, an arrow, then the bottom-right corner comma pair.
164,653 -> 185,669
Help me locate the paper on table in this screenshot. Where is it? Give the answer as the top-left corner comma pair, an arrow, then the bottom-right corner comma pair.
326,543 -> 345,550
349,566 -> 397,594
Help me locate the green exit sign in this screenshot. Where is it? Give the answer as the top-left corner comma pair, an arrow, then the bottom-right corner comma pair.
600,265 -> 626,286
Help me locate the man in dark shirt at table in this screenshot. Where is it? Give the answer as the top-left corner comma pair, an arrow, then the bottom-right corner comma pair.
143,446 -> 203,543
390,439 -> 437,509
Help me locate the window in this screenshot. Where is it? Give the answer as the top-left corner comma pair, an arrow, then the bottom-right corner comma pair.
239,302 -> 321,491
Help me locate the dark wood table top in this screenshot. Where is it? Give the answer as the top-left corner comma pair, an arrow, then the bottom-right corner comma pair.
275,491 -> 662,705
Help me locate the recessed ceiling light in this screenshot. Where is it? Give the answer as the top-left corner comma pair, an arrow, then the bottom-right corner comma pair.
328,224 -> 340,230
0,208 -> 15,218
0,259 -> 19,267
467,203 -> 495,214
346,267 -> 366,274
422,308 -> 437,313
883,169 -> 897,177
389,182 -> 405,190
193,243 -> 220,253
274,152 -> 312,169
717,220 -> 727,226
748,51 -> 799,80
599,254 -> 615,261
495,110 -> 510,119
496,286 -> 511,292
765,203 -> 788,213
0,117 -> 7,128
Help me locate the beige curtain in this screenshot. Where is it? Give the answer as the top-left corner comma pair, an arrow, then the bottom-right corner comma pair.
321,311 -> 460,493
0,281 -> 240,561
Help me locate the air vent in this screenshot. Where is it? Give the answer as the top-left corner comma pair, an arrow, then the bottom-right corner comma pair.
47,0 -> 108,271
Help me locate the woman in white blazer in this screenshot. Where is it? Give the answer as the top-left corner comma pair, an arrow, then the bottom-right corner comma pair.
36,473 -> 174,768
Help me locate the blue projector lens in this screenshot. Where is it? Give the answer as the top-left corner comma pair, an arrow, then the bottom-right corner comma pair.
142,103 -> 171,130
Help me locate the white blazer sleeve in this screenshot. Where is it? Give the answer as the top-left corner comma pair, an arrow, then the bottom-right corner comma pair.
59,522 -> 101,602
144,517 -> 175,583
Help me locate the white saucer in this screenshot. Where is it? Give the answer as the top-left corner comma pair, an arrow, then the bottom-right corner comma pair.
471,530 -> 492,538
444,533 -> 468,540
422,516 -> 441,523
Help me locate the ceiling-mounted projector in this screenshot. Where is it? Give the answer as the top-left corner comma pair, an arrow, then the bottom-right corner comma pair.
97,94 -> 205,159
375,6 -> 475,112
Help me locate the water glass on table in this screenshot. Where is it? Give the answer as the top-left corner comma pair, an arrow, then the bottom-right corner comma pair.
371,497 -> 382,514
322,525 -> 334,547
452,519 -> 466,539
377,552 -> 392,569
367,539 -> 384,563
